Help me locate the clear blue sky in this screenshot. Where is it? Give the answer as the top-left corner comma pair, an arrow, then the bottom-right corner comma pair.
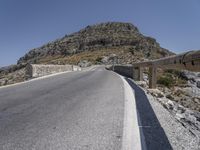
0,0 -> 200,66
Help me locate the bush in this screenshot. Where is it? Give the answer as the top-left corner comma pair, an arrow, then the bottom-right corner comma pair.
95,57 -> 102,62
165,69 -> 181,77
157,76 -> 174,88
162,69 -> 187,86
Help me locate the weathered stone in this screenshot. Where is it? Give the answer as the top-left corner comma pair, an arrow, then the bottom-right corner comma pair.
175,113 -> 185,121
101,56 -> 109,64
181,70 -> 199,82
17,22 -> 173,64
78,60 -> 92,68
147,89 -> 164,98
113,65 -> 133,78
165,100 -> 175,110
197,81 -> 200,88
26,64 -> 81,78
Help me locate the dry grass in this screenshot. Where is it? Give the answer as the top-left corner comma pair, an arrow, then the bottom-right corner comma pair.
37,46 -> 145,65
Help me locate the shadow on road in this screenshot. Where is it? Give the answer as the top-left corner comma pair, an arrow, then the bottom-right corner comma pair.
125,78 -> 173,150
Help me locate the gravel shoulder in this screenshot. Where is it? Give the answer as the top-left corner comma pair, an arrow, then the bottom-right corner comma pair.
128,79 -> 200,150
146,90 -> 200,150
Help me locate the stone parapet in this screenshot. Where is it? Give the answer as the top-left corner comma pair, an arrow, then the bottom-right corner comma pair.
26,64 -> 81,78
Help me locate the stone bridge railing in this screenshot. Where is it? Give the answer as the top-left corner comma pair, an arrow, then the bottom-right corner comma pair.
132,50 -> 200,88
112,50 -> 200,88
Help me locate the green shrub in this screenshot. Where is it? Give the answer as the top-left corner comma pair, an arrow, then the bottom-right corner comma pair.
157,76 -> 174,87
162,69 -> 187,86
165,69 -> 181,77
95,57 -> 102,62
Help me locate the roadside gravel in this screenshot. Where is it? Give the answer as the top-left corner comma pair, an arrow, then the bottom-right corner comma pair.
134,80 -> 200,150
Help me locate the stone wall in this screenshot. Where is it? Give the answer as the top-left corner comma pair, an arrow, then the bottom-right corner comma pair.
72,65 -> 82,71
113,65 -> 133,78
26,64 -> 81,78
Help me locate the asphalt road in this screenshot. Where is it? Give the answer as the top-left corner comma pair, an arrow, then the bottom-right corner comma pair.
0,66 -> 125,150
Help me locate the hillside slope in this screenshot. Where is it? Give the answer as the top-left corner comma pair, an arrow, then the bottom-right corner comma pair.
18,22 -> 173,65
1,22 -> 174,86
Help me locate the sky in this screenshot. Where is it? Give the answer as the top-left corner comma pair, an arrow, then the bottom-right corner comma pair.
0,0 -> 200,66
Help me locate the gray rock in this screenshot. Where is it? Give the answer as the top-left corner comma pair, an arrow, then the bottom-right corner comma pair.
144,87 -> 200,150
101,56 -> 109,64
147,89 -> 164,98
197,81 -> 200,88
17,22 -> 173,64
181,70 -> 200,82
165,100 -> 175,110
175,113 -> 185,120
78,60 -> 91,68
0,79 -> 7,86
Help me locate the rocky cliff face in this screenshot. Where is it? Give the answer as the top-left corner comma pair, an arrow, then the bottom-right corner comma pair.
17,22 -> 173,64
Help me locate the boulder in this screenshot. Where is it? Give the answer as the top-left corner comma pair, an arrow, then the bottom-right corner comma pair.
101,56 -> 109,64
181,71 -> 199,82
197,81 -> 200,88
147,89 -> 164,98
78,60 -> 91,68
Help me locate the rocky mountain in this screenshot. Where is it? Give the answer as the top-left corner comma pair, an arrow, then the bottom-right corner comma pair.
1,22 -> 174,86
17,22 -> 173,65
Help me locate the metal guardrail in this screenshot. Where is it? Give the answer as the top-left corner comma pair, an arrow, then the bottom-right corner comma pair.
132,50 -> 200,88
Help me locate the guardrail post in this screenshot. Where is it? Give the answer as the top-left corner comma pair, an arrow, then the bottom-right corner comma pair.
149,66 -> 157,89
132,50 -> 200,88
133,67 -> 137,80
138,67 -> 143,81
133,67 -> 143,81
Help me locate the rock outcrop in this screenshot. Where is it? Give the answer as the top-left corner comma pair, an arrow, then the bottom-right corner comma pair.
1,22 -> 174,87
17,22 -> 173,64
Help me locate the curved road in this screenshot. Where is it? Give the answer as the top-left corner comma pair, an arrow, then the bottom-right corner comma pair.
0,66 -> 125,150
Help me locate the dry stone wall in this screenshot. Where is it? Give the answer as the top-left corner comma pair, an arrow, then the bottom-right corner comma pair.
113,65 -> 133,78
26,64 -> 81,78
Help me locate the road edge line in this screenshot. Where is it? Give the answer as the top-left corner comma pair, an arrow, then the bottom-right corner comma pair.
0,71 -> 72,89
0,65 -> 102,89
119,75 -> 142,150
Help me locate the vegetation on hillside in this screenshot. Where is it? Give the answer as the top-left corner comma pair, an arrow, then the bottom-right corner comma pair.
0,22 -> 174,87
157,69 -> 187,88
17,22 -> 173,65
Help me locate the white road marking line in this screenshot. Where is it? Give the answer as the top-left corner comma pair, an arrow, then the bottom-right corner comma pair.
0,71 -> 72,89
119,75 -> 143,150
0,65 -> 101,89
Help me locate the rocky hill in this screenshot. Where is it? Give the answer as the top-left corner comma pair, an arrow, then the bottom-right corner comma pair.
17,22 -> 173,65
1,22 -> 174,86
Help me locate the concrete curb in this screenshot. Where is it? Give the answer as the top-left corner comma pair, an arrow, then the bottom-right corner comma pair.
119,75 -> 143,150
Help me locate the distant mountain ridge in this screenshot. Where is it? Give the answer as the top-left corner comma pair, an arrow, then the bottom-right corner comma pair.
18,22 -> 174,65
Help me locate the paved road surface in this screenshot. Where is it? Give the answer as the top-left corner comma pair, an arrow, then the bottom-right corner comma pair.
0,66 -> 125,150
